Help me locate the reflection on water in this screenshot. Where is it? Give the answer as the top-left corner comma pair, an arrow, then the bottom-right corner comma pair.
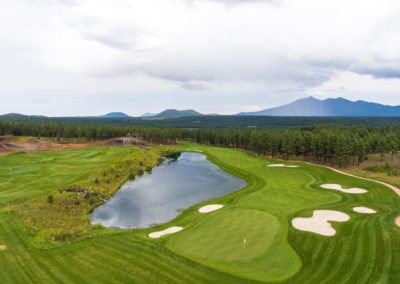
90,152 -> 246,229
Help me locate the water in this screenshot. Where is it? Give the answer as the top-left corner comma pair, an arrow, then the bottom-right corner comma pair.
90,152 -> 246,229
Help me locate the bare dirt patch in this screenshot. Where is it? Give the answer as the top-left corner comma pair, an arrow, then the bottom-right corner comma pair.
0,245 -> 6,251
0,137 -> 150,153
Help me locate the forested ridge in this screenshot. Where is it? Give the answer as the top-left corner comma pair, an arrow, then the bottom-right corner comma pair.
3,114 -> 400,129
2,119 -> 400,168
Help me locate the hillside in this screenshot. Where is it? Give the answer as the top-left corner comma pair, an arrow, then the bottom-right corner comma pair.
155,109 -> 203,118
238,97 -> 400,116
101,112 -> 130,118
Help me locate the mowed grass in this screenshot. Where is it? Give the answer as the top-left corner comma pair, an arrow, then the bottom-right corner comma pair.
0,143 -> 400,283
170,208 -> 279,261
166,143 -> 400,283
0,147 -> 133,205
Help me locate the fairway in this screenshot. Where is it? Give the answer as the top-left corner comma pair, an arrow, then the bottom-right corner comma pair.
0,144 -> 400,283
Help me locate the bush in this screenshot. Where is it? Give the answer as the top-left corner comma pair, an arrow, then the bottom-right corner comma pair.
145,165 -> 152,172
137,169 -> 144,176
84,193 -> 90,199
47,195 -> 54,204
110,167 -> 114,173
129,173 -> 135,180
94,177 -> 99,184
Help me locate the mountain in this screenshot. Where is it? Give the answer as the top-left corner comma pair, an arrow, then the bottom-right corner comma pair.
140,112 -> 156,117
237,97 -> 400,116
101,112 -> 130,118
1,113 -> 26,117
155,109 -> 203,118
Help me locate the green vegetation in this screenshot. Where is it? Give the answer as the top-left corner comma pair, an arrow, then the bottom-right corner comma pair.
1,146 -> 161,247
0,143 -> 399,282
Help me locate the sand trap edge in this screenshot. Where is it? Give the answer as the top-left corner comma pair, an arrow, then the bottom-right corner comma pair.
199,204 -> 224,213
268,164 -> 299,168
353,206 -> 376,214
321,184 -> 367,194
396,216 -> 400,228
148,226 -> 183,238
292,210 -> 350,236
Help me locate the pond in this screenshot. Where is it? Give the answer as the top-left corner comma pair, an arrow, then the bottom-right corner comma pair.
90,152 -> 247,229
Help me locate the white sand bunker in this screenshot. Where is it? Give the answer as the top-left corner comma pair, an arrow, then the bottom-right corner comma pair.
0,245 -> 6,251
148,226 -> 183,238
321,184 -> 367,194
199,204 -> 223,213
353,206 -> 376,214
292,210 -> 350,236
268,164 -> 298,168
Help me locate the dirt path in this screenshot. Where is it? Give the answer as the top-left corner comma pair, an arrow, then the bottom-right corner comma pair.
299,161 -> 400,228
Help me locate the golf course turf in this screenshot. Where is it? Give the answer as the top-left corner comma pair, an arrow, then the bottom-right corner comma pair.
1,143 -> 400,283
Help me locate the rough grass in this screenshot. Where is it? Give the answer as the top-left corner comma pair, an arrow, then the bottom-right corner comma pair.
0,143 -> 399,283
1,146 -> 161,247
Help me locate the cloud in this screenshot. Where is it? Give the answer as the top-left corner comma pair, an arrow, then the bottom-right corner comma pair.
1,0 -> 400,115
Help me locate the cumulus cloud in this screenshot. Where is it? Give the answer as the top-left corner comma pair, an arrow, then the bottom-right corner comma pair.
1,0 -> 400,116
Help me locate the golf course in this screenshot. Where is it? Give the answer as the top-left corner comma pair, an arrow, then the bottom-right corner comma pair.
0,143 -> 400,283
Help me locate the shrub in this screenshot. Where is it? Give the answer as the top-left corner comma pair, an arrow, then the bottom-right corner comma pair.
145,166 -> 152,172
129,173 -> 135,180
84,193 -> 90,199
94,177 -> 99,184
110,167 -> 114,173
137,169 -> 144,176
47,195 -> 54,204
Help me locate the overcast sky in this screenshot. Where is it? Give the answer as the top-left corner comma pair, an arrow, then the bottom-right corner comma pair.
1,0 -> 400,116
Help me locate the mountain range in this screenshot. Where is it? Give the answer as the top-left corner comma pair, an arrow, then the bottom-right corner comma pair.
238,97 -> 400,116
3,97 -> 400,118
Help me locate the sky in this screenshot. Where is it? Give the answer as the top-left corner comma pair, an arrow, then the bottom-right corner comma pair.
1,0 -> 400,116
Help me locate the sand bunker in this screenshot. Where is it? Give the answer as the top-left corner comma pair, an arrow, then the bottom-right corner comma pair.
0,245 -> 6,251
292,210 -> 350,236
148,226 -> 183,238
198,204 -> 224,213
395,216 -> 400,228
268,164 -> 298,168
353,206 -> 376,214
321,184 -> 367,194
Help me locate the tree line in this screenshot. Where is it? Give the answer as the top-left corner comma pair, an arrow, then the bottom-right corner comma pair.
1,120 -> 400,168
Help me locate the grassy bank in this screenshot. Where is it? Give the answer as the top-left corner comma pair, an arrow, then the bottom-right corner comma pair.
0,144 -> 399,283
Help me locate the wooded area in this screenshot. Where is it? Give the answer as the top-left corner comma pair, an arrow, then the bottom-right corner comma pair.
2,119 -> 400,168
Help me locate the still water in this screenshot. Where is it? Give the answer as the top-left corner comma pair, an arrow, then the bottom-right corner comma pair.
90,152 -> 246,229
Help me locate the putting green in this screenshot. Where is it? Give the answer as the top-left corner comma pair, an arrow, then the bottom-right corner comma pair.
169,208 -> 279,261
